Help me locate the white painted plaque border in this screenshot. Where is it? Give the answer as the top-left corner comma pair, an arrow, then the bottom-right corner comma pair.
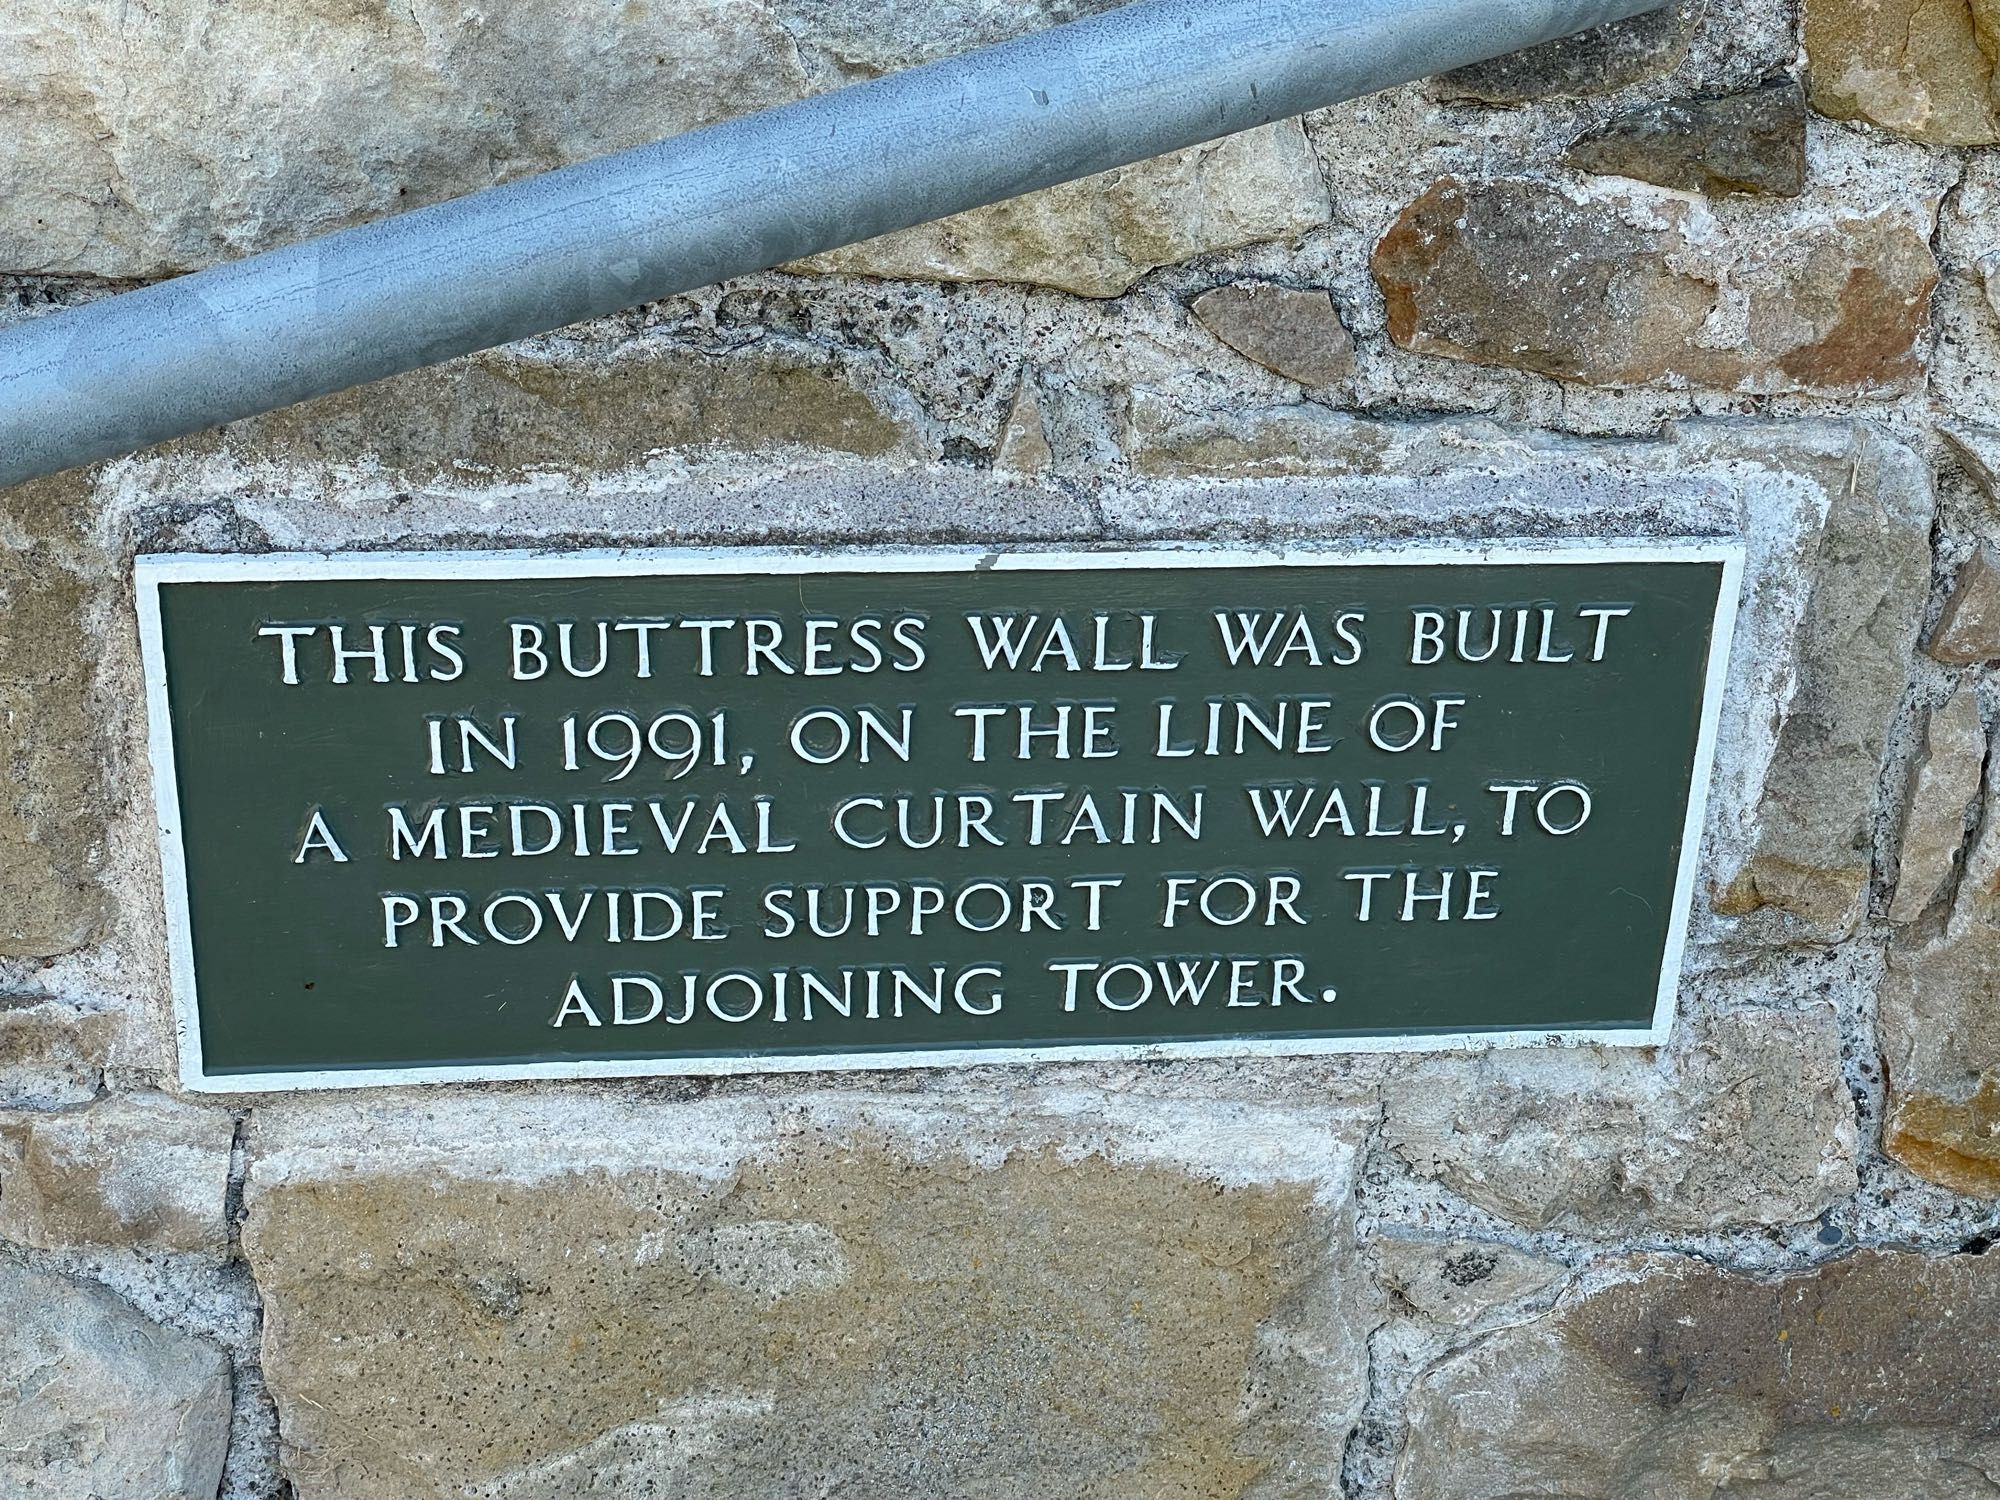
136,538 -> 1744,1094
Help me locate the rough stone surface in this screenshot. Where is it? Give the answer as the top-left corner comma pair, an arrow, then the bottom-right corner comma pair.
1889,686 -> 1988,923
0,1260 -> 233,1500
1375,1238 -> 1565,1329
1712,431 -> 1934,939
215,344 -> 922,483
1437,0 -> 1707,102
1371,175 -> 1938,392
0,472 -> 110,957
1110,400 -> 1709,492
1563,79 -> 1808,197
1804,0 -> 2000,145
1882,807 -> 2000,1192
1383,1008 -> 1857,1235
0,0 -> 810,279
1104,416 -> 1733,530
1929,546 -> 2000,664
0,1094 -> 235,1257
1884,1036 -> 2000,1194
244,1092 -> 1375,1500
799,124 -> 1332,297
0,1000 -> 111,1108
1190,283 -> 1355,387
1397,1249 -> 2000,1499
0,1 -> 1323,293
1121,393 -> 1406,480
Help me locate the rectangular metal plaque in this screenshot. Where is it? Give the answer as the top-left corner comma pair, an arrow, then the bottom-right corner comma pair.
138,542 -> 1739,1092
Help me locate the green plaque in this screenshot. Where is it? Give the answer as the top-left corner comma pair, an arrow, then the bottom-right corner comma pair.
137,542 -> 1740,1091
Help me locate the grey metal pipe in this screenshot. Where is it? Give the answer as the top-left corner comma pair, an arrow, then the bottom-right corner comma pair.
0,0 -> 1664,490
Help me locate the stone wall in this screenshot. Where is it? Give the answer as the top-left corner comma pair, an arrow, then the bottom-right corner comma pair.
4,1 -> 2000,1495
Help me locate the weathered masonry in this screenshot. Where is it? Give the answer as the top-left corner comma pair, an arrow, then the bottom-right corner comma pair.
6,1 -> 2000,1497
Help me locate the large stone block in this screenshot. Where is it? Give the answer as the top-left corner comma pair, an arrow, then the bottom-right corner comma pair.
1887,686 -> 1987,924
1882,922 -> 2000,1195
0,0 -> 811,278
210,344 -> 923,484
1383,1008 -> 1856,1235
1805,0 -> 2000,146
243,1090 -> 1375,1500
1881,784 -> 2000,1193
0,0 -> 1330,294
798,123 -> 1331,297
1396,1249 -> 2000,1498
0,472 -> 110,957
0,1261 -> 232,1500
0,1000 -> 112,1108
1371,175 -> 1939,393
1710,430 -> 1934,940
0,1093 -> 236,1257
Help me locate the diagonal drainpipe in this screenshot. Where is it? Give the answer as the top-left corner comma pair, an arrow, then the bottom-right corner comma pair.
0,0 -> 1664,490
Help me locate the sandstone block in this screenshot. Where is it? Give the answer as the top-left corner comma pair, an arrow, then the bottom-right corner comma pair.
1712,431 -> 1933,939
0,1093 -> 236,1257
0,1261 -> 232,1500
1805,0 -> 2000,145
1397,1249 -> 2000,1499
1190,283 -> 1355,388
0,472 -> 110,957
1437,0 -> 1705,102
1889,686 -> 1988,923
1928,546 -> 2000,664
1121,392 -> 1397,479
1106,415 -> 1732,534
206,345 -> 919,484
0,1000 -> 112,1108
798,123 -> 1332,297
1371,176 -> 1937,393
1880,692 -> 2000,1104
0,0 -> 811,279
1883,897 -> 2000,1193
1383,1008 -> 1856,1235
1876,676 -> 2000,1193
0,2 -> 1331,293
1563,79 -> 1808,197
1886,1069 -> 2000,1195
244,1091 -> 1375,1500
